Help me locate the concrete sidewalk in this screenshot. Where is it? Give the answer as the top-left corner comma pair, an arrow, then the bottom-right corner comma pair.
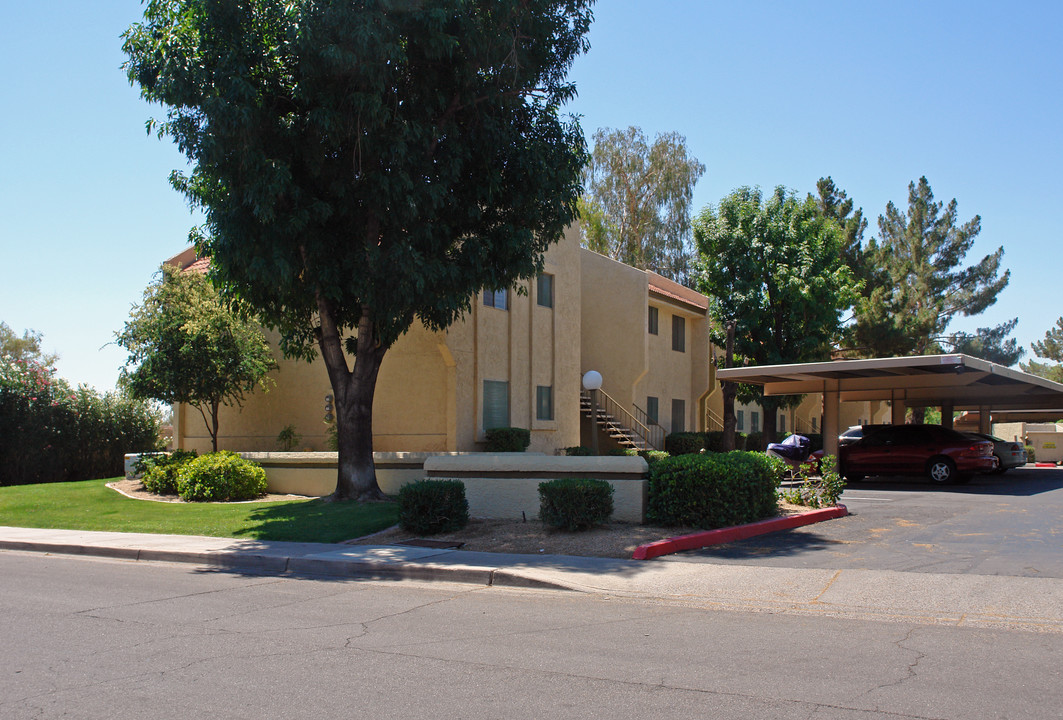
3,525 -> 1063,632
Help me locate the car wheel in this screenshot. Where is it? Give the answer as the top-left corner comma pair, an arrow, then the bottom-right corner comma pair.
991,455 -> 1007,474
927,456 -> 957,484
845,473 -> 865,482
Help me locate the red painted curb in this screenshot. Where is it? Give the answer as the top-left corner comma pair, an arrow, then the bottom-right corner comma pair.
631,504 -> 848,561
1035,462 -> 1057,468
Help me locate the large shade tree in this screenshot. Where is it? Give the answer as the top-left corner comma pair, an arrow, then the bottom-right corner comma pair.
116,265 -> 276,452
123,0 -> 593,500
694,186 -> 858,444
579,126 -> 705,286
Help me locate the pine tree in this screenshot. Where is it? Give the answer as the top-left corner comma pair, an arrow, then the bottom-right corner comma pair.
850,177 -> 1016,361
1022,317 -> 1063,383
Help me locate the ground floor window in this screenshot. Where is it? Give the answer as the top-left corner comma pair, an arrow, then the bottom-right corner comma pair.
483,288 -> 508,310
751,411 -> 760,434
779,414 -> 786,433
736,409 -> 744,431
646,396 -> 659,424
671,399 -> 685,433
536,385 -> 553,421
483,380 -> 509,430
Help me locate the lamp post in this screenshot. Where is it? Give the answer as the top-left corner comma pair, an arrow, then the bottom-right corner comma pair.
582,370 -> 602,455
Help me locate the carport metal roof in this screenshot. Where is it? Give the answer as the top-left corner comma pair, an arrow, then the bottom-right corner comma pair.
717,354 -> 1063,455
716,354 -> 1063,411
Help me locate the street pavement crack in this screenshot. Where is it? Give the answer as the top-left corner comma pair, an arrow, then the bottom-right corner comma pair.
867,626 -> 927,695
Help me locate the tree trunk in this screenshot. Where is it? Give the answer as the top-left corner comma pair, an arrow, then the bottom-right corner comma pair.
721,321 -> 737,451
762,400 -> 779,446
317,299 -> 387,502
910,406 -> 925,424
210,399 -> 220,452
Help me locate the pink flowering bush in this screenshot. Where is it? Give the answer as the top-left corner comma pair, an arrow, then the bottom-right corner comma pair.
0,356 -> 162,485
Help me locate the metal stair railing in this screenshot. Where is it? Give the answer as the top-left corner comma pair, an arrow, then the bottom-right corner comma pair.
704,405 -> 724,432
580,387 -> 664,452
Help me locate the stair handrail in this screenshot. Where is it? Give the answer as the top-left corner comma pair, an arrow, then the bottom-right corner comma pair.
704,405 -> 724,431
581,386 -> 664,451
630,402 -> 667,451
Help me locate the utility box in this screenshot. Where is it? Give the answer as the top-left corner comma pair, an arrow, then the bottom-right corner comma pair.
1026,425 -> 1063,463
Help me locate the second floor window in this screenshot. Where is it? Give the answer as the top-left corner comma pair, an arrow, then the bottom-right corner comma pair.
672,315 -> 685,352
648,306 -> 659,335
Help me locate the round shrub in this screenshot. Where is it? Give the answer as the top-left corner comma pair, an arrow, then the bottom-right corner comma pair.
139,450 -> 198,495
744,432 -> 765,451
176,451 -> 267,502
563,446 -> 594,456
647,451 -> 784,529
665,432 -> 705,455
398,480 -> 469,535
538,477 -> 614,531
484,427 -> 531,452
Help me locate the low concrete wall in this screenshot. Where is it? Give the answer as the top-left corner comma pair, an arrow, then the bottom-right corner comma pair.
240,452 -> 468,496
424,455 -> 649,523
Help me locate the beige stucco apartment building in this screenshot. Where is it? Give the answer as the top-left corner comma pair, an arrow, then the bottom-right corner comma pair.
170,226 -> 882,454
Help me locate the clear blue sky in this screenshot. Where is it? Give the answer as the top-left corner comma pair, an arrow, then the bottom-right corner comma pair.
2,1 -> 1060,391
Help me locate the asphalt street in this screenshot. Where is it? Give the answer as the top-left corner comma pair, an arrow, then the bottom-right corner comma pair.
3,551 -> 1063,720
673,466 -> 1063,577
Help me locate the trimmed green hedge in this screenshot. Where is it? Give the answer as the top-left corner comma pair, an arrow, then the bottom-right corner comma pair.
665,432 -> 705,455
397,480 -> 469,535
704,431 -> 750,452
647,451 -> 785,529
176,451 -> 266,502
563,445 -> 594,456
538,477 -> 614,531
484,427 -> 531,452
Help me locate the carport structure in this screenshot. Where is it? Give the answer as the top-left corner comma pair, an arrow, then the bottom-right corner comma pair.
716,354 -> 1063,456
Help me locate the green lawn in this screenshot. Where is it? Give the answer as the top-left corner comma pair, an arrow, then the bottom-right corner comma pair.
0,478 -> 399,543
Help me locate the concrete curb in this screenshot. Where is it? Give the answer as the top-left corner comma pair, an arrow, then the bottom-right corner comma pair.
0,533 -> 579,591
631,504 -> 848,560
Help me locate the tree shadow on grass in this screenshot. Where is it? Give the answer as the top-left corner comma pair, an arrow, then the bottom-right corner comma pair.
229,497 -> 400,544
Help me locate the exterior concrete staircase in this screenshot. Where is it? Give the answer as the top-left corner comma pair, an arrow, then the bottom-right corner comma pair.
579,389 -> 664,451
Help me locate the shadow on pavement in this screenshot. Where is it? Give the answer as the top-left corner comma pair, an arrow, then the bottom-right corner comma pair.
847,466 -> 1063,497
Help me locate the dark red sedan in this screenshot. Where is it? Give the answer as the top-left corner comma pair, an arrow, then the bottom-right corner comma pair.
839,424 -> 996,484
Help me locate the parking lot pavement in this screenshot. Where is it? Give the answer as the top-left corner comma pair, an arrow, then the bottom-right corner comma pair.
666,466 -> 1063,578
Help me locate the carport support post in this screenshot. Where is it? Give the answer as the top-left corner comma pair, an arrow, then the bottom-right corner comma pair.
979,405 -> 991,434
822,382 -> 840,458
942,402 -> 954,429
891,392 -> 906,425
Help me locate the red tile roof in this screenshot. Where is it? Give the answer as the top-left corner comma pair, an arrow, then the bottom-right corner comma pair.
185,257 -> 210,274
648,280 -> 708,312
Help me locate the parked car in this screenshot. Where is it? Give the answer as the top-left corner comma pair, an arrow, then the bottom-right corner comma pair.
839,424 -> 996,484
838,424 -> 890,447
839,426 -> 864,446
963,432 -> 1028,473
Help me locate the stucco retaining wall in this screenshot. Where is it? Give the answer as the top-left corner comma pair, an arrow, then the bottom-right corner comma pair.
424,454 -> 649,523
239,452 -> 474,496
